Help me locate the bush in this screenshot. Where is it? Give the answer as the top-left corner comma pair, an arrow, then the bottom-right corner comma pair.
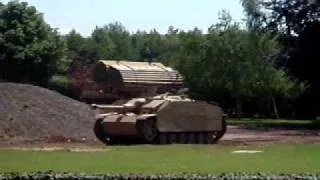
1,172 -> 320,180
47,75 -> 81,100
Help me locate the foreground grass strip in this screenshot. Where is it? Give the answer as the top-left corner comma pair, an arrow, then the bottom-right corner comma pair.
0,144 -> 320,174
1,172 -> 320,180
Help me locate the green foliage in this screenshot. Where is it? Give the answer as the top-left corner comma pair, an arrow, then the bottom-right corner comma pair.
240,0 -> 320,118
49,75 -> 69,88
171,11 -> 304,105
86,23 -> 169,62
1,172 -> 320,180
240,0 -> 320,39
262,0 -> 320,37
240,0 -> 265,30
0,0 -> 67,86
64,29 -> 98,67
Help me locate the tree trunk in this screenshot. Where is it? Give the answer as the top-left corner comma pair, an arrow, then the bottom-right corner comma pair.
236,98 -> 242,120
271,96 -> 279,119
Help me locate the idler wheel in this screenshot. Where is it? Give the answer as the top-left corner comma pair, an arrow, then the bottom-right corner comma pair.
93,118 -> 109,145
204,132 -> 215,144
212,118 -> 227,142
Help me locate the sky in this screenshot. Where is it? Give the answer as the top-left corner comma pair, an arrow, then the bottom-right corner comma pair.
3,0 -> 246,36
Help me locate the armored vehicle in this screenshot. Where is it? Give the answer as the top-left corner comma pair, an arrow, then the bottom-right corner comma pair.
92,92 -> 227,144
86,60 -> 226,144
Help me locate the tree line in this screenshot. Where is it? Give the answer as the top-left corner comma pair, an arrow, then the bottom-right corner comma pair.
1,0 -> 319,119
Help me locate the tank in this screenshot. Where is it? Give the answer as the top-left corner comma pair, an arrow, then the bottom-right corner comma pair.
92,92 -> 227,145
80,60 -> 227,144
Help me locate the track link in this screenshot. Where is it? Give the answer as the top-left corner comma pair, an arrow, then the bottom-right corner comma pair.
155,131 -> 223,144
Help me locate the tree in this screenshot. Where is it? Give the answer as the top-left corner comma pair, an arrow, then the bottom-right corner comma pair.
90,22 -> 134,60
65,29 -> 98,68
262,0 -> 320,38
240,0 -> 320,37
240,0 -> 320,118
0,0 -> 67,86
173,10 -> 305,118
249,31 -> 307,118
91,26 -> 115,60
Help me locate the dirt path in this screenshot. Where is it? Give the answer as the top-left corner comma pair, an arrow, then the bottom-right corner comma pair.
1,125 -> 320,151
220,125 -> 320,145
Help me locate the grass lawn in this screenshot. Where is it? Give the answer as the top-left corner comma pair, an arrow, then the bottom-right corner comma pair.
0,144 -> 319,174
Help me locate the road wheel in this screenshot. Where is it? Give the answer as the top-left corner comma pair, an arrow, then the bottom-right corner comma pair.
137,118 -> 158,143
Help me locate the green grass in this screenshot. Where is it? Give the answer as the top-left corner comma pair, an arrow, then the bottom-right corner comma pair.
50,75 -> 70,87
0,144 -> 320,174
227,118 -> 320,129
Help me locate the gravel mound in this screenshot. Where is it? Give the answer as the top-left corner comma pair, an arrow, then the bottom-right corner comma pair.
0,82 -> 97,144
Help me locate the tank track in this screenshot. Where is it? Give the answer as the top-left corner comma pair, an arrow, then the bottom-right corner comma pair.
93,118 -> 227,145
154,131 -> 224,144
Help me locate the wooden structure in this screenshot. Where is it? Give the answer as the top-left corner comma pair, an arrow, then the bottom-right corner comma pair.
70,60 -> 184,103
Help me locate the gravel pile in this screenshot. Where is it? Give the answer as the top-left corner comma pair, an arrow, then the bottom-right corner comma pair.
0,82 -> 97,144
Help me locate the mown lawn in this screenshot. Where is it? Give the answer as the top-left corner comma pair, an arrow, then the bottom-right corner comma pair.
0,144 -> 319,174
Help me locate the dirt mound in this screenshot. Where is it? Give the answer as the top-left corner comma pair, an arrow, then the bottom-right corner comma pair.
0,82 -> 97,144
